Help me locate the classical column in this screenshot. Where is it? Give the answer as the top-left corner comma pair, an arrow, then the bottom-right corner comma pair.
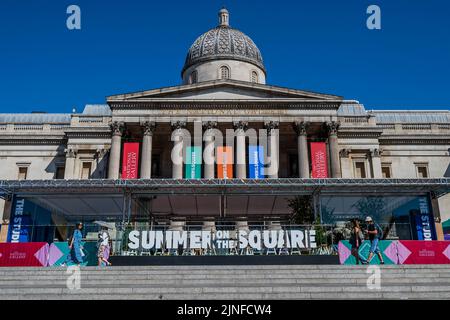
371,148 -> 383,178
235,220 -> 249,232
233,121 -> 248,179
203,219 -> 216,232
64,148 -> 77,179
326,121 -> 341,178
93,148 -> 107,179
294,121 -> 310,178
108,121 -> 124,179
264,121 -> 279,178
203,121 -> 217,179
171,121 -> 186,179
339,149 -> 352,178
140,121 -> 156,179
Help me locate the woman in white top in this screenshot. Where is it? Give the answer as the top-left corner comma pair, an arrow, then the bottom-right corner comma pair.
97,228 -> 112,266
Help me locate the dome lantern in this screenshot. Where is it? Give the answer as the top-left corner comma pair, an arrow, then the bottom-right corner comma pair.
218,8 -> 229,27
182,8 -> 266,85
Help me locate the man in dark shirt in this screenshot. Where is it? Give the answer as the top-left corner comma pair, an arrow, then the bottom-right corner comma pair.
365,216 -> 385,264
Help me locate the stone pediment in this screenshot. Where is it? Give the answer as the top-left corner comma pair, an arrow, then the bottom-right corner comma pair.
107,79 -> 342,102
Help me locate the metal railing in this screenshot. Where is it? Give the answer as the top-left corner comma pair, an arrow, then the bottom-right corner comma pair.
0,221 -> 417,257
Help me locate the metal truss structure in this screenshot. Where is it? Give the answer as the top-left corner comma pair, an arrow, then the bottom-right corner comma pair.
0,178 -> 449,197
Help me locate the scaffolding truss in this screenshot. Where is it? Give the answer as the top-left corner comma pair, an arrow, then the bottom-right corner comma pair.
0,178 -> 449,197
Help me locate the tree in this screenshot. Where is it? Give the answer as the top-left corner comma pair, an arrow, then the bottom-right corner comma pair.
288,196 -> 314,225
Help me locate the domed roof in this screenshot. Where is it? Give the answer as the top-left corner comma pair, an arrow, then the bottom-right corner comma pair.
182,9 -> 265,74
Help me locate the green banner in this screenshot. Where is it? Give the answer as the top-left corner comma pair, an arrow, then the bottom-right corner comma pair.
338,240 -> 397,265
185,146 -> 202,179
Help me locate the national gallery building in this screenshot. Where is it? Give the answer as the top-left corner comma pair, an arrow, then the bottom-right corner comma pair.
0,9 -> 449,249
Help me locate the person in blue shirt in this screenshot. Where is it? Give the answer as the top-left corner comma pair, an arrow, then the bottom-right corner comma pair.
69,222 -> 84,266
365,216 -> 385,265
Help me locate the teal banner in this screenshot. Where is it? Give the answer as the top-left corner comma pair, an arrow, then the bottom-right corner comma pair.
48,242 -> 98,266
185,146 -> 202,179
338,240 -> 398,265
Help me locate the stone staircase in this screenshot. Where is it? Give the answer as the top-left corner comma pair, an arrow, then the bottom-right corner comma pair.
0,265 -> 449,300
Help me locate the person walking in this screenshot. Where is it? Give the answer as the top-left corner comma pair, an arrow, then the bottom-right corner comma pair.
69,222 -> 84,266
365,216 -> 385,264
97,227 -> 112,266
349,220 -> 366,265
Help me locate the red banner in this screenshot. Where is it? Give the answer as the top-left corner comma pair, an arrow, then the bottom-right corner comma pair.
122,142 -> 140,179
310,142 -> 328,178
0,242 -> 49,267
217,146 -> 233,179
397,241 -> 450,265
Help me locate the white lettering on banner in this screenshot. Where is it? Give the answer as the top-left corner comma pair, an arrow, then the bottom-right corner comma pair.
173,231 -> 187,249
190,231 -> 202,249
141,231 -> 155,249
128,230 -> 140,249
418,198 -> 433,241
128,229 -> 317,251
126,152 -> 137,178
10,199 -> 25,243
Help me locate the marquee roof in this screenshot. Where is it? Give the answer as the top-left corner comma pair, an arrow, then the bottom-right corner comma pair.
1,179 -> 448,221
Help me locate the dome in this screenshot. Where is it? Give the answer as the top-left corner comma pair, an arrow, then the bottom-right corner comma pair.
181,9 -> 266,83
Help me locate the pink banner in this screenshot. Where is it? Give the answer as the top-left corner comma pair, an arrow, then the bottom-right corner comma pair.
0,242 -> 49,267
310,142 -> 328,178
122,142 -> 140,179
397,241 -> 450,265
339,240 -> 450,265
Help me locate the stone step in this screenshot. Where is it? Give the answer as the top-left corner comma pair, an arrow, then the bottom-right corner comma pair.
0,264 -> 448,272
1,265 -> 449,300
1,273 -> 449,282
3,291 -> 450,300
1,284 -> 450,295
1,276 -> 449,286
1,268 -> 449,276
1,290 -> 450,301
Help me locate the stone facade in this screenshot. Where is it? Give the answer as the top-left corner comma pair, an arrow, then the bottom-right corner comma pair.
0,8 -> 449,239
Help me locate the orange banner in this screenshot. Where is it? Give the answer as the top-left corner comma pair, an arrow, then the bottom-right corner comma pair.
217,146 -> 233,179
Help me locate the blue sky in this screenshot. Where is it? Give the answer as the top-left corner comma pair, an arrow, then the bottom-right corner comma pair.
0,0 -> 449,113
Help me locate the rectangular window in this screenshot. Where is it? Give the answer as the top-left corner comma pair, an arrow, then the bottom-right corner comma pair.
81,162 -> 92,179
354,162 -> 366,178
381,165 -> 392,178
288,154 -> 298,177
152,154 -> 161,178
416,164 -> 429,178
55,167 -> 65,179
18,167 -> 28,180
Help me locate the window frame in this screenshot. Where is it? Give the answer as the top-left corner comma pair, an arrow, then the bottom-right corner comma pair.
219,65 -> 230,80
415,163 -> 429,178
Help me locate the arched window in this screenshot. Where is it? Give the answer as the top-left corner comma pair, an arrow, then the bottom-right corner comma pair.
220,66 -> 230,79
251,71 -> 258,83
189,71 -> 197,84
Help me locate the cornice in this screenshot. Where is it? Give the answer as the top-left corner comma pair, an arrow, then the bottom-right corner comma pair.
379,136 -> 450,145
0,138 -> 66,145
108,101 -> 342,111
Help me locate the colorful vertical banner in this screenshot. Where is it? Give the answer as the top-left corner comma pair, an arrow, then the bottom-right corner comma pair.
185,146 -> 202,179
217,146 -> 233,179
121,142 -> 140,179
413,197 -> 437,240
248,145 -> 264,179
7,197 -> 31,243
310,142 -> 328,178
